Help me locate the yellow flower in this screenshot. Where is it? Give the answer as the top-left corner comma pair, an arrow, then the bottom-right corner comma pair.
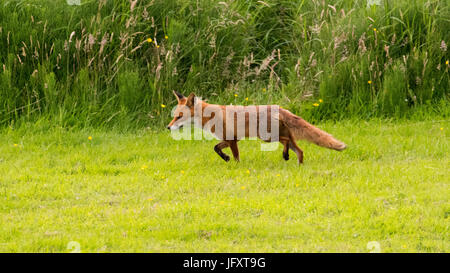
220,201 -> 225,205
147,198 -> 153,201
241,186 -> 246,190
246,169 -> 250,174
245,97 -> 248,101
161,104 -> 166,108
446,60 -> 449,65
234,94 -> 238,97
295,184 -> 299,187
319,99 -> 323,103
88,136 -> 92,140
180,170 -> 185,174
165,35 -> 168,39
368,80 -> 372,84
157,45 -> 160,48
147,38 -> 152,43
280,106 -> 283,109
161,175 -> 165,179
313,103 -> 319,107
440,127 -> 444,131
13,143 -> 18,147
276,174 -> 280,177
373,28 -> 377,32
262,88 -> 266,92
141,164 -> 148,170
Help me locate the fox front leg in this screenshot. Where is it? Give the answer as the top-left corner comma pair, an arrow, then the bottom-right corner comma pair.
228,140 -> 240,162
280,138 -> 290,161
214,141 -> 230,162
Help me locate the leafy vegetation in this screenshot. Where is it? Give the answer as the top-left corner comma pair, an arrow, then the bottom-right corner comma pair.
0,0 -> 448,129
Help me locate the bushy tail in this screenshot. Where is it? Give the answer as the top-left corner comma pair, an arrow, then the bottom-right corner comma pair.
280,109 -> 347,151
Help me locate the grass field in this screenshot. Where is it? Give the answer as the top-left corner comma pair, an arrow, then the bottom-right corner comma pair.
0,119 -> 448,252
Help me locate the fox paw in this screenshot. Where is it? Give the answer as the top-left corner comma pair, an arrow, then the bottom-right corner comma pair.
223,155 -> 230,162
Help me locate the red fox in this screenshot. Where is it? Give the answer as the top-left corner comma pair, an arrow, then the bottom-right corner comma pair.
167,91 -> 346,164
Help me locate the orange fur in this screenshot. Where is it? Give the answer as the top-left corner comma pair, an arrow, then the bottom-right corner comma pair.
167,92 -> 346,164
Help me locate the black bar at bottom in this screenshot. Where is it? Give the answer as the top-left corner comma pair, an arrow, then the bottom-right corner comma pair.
0,253 -> 444,272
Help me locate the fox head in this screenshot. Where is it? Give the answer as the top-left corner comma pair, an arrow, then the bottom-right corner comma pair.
167,91 -> 197,130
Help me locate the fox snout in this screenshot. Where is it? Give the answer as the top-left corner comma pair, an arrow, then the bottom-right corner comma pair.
167,124 -> 184,130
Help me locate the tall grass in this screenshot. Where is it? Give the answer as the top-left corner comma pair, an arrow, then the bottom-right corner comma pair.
0,0 -> 449,129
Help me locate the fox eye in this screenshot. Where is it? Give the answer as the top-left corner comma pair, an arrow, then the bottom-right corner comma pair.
176,115 -> 182,120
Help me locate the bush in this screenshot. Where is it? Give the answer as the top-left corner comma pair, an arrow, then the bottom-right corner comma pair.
0,0 -> 448,128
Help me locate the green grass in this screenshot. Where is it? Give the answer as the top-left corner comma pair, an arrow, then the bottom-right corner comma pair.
0,119 -> 448,252
1,0 -> 448,253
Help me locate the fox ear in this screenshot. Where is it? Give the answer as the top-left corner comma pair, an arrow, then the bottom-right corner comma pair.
173,90 -> 185,102
185,92 -> 196,107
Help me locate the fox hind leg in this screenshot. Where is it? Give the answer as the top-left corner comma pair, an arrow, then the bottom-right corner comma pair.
281,130 -> 303,164
214,141 -> 230,162
288,138 -> 304,164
